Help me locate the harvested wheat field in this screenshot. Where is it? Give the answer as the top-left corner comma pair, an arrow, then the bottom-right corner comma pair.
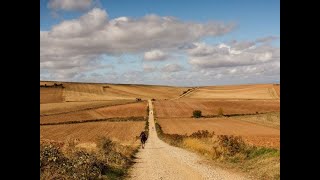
183,84 -> 280,100
40,81 -> 60,86
231,112 -> 280,129
40,99 -> 135,115
41,81 -> 187,102
154,99 -> 280,118
157,117 -> 280,149
40,101 -> 148,124
40,121 -> 145,145
40,88 -> 64,104
106,84 -> 188,99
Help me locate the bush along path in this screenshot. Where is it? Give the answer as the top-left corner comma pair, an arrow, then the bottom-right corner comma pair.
127,100 -> 249,180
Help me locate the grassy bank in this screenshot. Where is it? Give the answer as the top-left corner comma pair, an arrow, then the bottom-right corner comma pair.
155,122 -> 280,180
40,137 -> 138,180
144,103 -> 149,137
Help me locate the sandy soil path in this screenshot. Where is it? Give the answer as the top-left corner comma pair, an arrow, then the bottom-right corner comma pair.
127,100 -> 249,180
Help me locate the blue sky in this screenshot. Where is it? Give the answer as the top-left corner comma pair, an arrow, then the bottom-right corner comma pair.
40,0 -> 280,86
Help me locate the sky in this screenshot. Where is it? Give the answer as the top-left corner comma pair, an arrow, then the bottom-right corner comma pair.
40,0 -> 280,86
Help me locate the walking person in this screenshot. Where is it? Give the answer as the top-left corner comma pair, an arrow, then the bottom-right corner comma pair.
139,131 -> 148,149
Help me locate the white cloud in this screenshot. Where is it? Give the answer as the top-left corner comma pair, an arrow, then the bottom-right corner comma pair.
215,74 -> 222,79
188,40 -> 279,69
49,8 -> 108,38
144,50 -> 168,61
229,68 -> 237,74
161,64 -> 184,72
40,7 -> 279,85
41,8 -> 234,80
143,64 -> 157,72
41,8 -> 235,56
48,0 -> 93,11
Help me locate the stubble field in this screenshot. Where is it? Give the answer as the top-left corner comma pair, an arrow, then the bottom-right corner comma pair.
154,99 -> 280,118
40,101 -> 147,124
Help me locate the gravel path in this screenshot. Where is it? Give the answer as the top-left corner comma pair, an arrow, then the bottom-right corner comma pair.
127,100 -> 249,180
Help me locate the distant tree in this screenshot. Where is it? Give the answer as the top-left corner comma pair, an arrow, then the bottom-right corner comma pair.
193,110 -> 202,118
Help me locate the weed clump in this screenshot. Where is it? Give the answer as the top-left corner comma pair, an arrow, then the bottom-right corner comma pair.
40,137 -> 136,180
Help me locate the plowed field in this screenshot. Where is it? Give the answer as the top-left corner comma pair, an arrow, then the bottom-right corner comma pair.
40,121 -> 145,144
40,102 -> 148,124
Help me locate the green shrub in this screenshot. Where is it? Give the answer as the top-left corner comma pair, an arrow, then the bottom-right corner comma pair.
193,110 -> 202,118
247,147 -> 279,159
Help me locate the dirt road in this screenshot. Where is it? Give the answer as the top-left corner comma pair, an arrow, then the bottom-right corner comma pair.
127,100 -> 249,180
171,87 -> 198,100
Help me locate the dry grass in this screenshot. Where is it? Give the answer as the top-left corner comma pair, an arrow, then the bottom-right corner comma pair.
41,81 -> 188,102
40,137 -> 139,179
182,138 -> 214,157
184,84 -> 279,100
157,117 -> 279,149
154,99 -> 280,118
62,82 -> 116,101
40,102 -> 148,124
155,124 -> 280,180
40,100 -> 135,115
40,121 -> 145,145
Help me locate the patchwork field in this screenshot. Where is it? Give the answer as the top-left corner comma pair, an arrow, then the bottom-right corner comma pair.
40,81 -> 280,149
40,81 -> 280,180
154,99 -> 280,118
41,81 -> 188,102
40,121 -> 145,145
40,101 -> 148,124
40,81 -> 152,148
157,115 -> 280,148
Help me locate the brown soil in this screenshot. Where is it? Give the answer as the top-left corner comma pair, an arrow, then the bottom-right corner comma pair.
40,102 -> 148,124
40,121 -> 145,144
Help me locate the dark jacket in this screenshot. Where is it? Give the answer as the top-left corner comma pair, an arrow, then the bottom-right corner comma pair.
140,132 -> 147,141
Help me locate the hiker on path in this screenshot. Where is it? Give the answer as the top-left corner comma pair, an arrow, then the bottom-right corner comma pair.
139,131 -> 148,149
